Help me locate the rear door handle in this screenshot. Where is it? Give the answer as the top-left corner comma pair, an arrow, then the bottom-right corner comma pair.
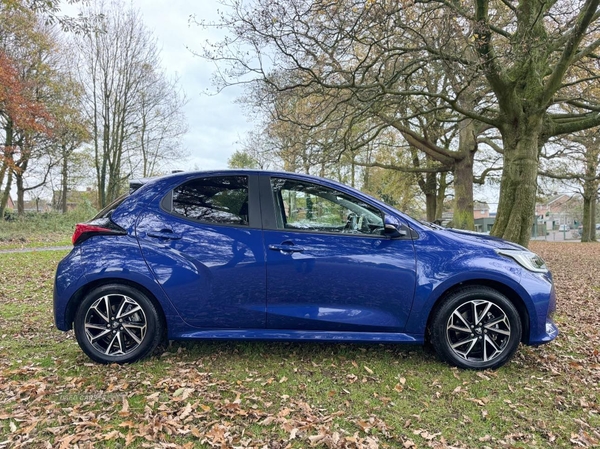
147,229 -> 182,240
268,243 -> 305,253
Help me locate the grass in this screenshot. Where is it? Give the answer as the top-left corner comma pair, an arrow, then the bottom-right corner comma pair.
0,243 -> 599,448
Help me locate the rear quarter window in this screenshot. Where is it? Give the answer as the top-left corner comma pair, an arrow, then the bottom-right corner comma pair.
171,176 -> 249,225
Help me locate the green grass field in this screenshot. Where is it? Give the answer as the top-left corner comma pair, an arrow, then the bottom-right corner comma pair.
0,207 -> 95,249
0,242 -> 598,448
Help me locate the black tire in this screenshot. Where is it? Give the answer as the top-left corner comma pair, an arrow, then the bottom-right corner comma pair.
430,286 -> 522,370
74,284 -> 164,364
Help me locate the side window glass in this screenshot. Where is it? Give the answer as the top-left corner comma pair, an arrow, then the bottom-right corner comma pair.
271,178 -> 384,235
172,176 -> 249,225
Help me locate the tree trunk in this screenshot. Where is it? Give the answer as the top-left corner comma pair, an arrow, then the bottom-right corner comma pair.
453,155 -> 475,230
15,142 -> 31,216
0,120 -> 14,218
453,122 -> 476,230
16,171 -> 25,215
581,192 -> 596,242
0,161 -> 7,218
411,150 -> 439,222
424,171 -> 437,222
0,169 -> 13,218
491,116 -> 543,247
435,172 -> 447,222
581,144 -> 599,242
61,147 -> 69,213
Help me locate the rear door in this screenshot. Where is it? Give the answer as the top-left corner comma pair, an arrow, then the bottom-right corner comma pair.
136,174 -> 266,329
261,175 -> 417,332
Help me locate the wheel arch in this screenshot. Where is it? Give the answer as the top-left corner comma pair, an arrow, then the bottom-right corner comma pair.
425,279 -> 531,344
64,278 -> 168,341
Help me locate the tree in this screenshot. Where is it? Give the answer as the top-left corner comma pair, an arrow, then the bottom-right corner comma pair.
0,6 -> 54,217
75,0 -> 187,207
361,148 -> 423,218
239,80 -> 345,174
1,0 -> 93,32
197,0 -> 600,246
128,70 -> 188,178
228,149 -> 259,169
237,69 -> 457,221
233,48 -> 480,227
48,70 -> 91,212
580,140 -> 599,242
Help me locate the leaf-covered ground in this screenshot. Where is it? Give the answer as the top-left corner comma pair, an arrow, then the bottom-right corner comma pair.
0,242 -> 598,448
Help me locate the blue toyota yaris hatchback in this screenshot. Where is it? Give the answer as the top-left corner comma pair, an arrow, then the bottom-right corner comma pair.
53,170 -> 557,369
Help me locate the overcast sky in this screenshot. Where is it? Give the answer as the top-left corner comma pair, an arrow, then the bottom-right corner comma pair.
136,0 -> 253,171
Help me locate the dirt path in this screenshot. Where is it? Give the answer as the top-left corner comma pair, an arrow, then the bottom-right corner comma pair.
0,246 -> 71,254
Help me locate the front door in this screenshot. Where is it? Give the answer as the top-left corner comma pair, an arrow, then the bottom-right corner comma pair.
262,175 -> 416,332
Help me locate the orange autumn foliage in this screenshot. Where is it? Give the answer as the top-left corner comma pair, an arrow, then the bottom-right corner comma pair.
0,49 -> 51,135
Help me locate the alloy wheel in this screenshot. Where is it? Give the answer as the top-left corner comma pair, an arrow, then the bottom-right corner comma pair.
84,294 -> 147,356
445,299 -> 511,363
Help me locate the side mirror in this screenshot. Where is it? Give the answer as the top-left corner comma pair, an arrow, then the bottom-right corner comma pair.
384,215 -> 407,238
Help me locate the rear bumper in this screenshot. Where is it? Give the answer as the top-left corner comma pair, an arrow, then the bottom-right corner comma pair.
53,247 -> 85,331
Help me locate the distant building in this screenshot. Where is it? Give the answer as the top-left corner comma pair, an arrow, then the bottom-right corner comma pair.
52,188 -> 98,212
448,195 -> 581,234
445,201 -> 494,231
475,217 -> 495,233
473,201 -> 490,220
535,194 -> 578,230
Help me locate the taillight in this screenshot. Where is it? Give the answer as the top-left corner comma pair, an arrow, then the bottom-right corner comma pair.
72,220 -> 127,245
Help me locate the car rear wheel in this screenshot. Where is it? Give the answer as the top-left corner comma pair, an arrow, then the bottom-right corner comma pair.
431,287 -> 522,370
74,284 -> 164,364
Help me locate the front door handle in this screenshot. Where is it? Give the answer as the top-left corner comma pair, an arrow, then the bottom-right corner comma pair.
147,229 -> 182,240
268,243 -> 305,253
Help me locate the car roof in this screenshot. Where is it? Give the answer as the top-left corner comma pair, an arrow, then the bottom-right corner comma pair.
131,169 -> 345,191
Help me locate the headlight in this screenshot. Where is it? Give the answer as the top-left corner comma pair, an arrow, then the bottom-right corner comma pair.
496,249 -> 548,273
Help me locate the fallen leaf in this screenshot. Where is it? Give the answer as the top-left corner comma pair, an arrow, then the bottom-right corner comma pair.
120,397 -> 130,415
180,402 -> 192,420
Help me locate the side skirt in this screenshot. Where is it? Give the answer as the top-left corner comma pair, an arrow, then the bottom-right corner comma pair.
171,329 -> 424,344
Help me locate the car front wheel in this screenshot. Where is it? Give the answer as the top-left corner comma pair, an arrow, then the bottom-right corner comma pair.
430,287 -> 522,370
74,284 -> 164,364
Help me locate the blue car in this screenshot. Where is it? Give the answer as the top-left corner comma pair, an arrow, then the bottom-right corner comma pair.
53,170 -> 557,369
